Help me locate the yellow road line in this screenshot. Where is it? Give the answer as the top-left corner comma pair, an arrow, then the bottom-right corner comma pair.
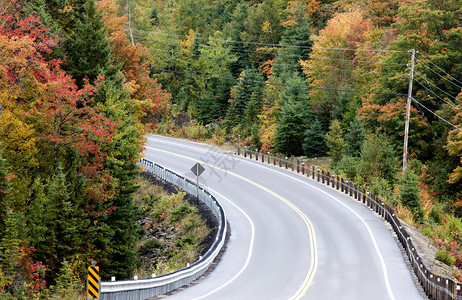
146,146 -> 317,299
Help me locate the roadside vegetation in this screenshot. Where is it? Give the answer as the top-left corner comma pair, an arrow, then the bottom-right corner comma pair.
133,176 -> 211,278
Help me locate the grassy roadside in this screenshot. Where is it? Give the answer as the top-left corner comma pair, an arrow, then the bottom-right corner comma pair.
132,173 -> 215,278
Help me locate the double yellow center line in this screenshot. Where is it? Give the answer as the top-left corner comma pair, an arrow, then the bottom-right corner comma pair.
145,146 -> 318,299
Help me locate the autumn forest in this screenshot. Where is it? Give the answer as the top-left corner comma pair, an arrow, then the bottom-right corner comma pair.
0,0 -> 462,298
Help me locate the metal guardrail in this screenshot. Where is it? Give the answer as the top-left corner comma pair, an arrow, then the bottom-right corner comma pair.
100,159 -> 227,300
239,146 -> 462,300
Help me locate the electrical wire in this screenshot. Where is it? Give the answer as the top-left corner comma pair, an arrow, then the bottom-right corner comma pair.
414,78 -> 461,112
416,52 -> 462,86
147,36 -> 407,66
141,30 -> 409,53
411,97 -> 462,131
148,47 -> 402,74
414,71 -> 458,101
149,68 -> 406,96
151,49 -> 404,71
415,59 -> 462,90
413,100 -> 440,139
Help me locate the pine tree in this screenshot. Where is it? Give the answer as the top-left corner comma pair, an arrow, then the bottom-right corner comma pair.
303,119 -> 327,157
325,120 -> 346,166
0,205 -> 22,291
63,0 -> 111,87
275,99 -> 305,156
345,118 -> 365,157
224,69 -> 264,131
96,83 -> 143,279
359,132 -> 398,185
275,73 -> 312,156
399,168 -> 423,222
0,144 -> 9,236
223,1 -> 250,77
27,168 -> 88,283
197,78 -> 232,124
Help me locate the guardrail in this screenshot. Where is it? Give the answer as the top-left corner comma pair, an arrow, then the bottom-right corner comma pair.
100,159 -> 227,300
238,146 -> 462,300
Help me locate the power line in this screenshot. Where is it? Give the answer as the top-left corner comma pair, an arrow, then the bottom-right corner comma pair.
149,68 -> 406,96
411,97 -> 462,131
414,78 -> 461,112
415,59 -> 462,90
413,100 -> 440,139
147,36 -> 407,66
141,30 -> 408,53
148,47 -> 401,74
414,71 -> 458,101
308,55 -> 403,66
416,52 -> 462,86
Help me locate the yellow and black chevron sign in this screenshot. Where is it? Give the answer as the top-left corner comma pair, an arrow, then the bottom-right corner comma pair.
87,266 -> 99,299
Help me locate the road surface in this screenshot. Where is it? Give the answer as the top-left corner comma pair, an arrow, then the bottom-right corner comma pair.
144,135 -> 422,300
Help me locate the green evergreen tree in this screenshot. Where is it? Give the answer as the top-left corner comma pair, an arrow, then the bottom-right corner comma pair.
37,168 -> 87,282
249,123 -> 262,150
399,168 -> 424,222
197,79 -> 232,124
63,0 -> 111,87
275,99 -> 305,156
359,132 -> 398,185
96,83 -> 143,279
275,74 -> 312,156
25,178 -> 49,266
224,69 -> 264,131
0,205 -> 22,291
223,1 -> 250,76
325,120 -> 346,166
243,81 -> 264,126
0,144 -> 9,236
196,31 -> 238,123
303,119 -> 327,157
345,118 -> 365,157
272,3 -> 313,78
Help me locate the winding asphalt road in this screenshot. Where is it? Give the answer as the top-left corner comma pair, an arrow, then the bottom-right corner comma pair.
144,135 -> 423,300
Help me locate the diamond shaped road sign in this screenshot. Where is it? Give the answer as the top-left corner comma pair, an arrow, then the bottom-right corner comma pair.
191,162 -> 205,176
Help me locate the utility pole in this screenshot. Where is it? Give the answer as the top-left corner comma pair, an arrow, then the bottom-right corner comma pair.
403,49 -> 415,172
